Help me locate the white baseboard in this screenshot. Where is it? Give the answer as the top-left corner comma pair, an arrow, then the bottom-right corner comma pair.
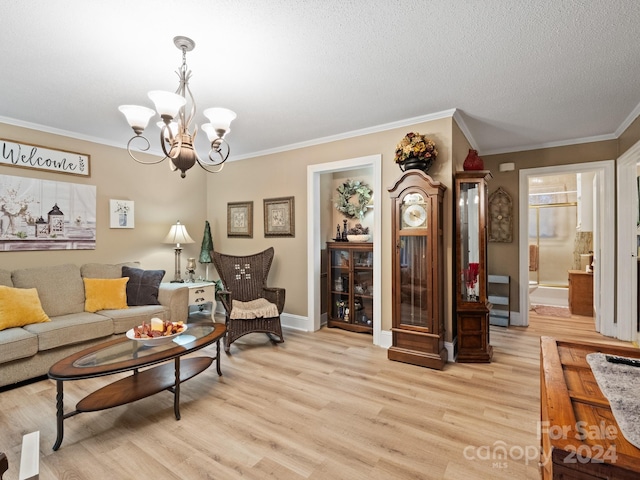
281,313 -> 313,331
508,311 -> 524,326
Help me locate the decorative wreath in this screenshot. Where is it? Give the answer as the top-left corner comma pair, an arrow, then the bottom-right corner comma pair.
334,179 -> 372,220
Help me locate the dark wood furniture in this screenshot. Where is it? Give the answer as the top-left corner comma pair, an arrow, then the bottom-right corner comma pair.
540,336 -> 640,479
388,170 -> 447,369
212,247 -> 285,352
48,322 -> 226,450
454,171 -> 493,362
326,242 -> 373,333
0,452 -> 7,480
568,270 -> 594,316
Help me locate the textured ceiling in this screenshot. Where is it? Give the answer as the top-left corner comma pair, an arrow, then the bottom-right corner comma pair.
1,0 -> 640,159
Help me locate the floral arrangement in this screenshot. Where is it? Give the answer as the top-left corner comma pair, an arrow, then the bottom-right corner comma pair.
394,132 -> 438,164
334,179 -> 372,220
0,187 -> 37,236
114,201 -> 130,214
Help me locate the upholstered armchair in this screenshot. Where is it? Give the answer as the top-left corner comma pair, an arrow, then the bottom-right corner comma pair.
212,247 -> 285,352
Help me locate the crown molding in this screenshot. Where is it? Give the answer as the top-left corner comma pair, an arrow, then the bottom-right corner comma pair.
233,109 -> 457,161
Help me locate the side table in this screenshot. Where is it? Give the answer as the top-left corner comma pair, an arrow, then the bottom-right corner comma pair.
185,281 -> 216,315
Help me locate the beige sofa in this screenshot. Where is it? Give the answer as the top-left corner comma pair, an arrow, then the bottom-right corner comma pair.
0,263 -> 189,388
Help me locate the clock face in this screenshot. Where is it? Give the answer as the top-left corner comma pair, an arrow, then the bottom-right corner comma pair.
402,203 -> 427,228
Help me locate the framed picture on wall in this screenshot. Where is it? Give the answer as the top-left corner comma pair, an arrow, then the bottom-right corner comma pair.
263,196 -> 295,237
227,201 -> 253,237
109,200 -> 134,228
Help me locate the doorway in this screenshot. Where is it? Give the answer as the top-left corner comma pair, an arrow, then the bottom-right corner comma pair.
527,174 -> 580,309
306,154 -> 384,346
518,161 -> 615,334
616,140 -> 640,343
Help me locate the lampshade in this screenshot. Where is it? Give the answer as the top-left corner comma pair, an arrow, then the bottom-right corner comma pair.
163,221 -> 195,246
118,105 -> 156,132
148,90 -> 186,119
203,107 -> 237,131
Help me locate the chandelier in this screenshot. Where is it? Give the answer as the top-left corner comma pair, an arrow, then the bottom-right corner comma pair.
118,36 -> 236,178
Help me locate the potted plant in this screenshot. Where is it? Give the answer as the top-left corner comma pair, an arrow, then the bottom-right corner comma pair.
394,132 -> 438,172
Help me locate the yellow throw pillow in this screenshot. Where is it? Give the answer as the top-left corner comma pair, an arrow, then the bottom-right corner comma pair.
84,277 -> 129,313
0,285 -> 51,331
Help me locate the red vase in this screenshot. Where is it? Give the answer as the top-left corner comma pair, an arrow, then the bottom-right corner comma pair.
463,149 -> 484,171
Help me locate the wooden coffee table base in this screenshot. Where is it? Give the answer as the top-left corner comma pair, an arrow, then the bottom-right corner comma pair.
54,355 -> 219,451
50,323 -> 226,451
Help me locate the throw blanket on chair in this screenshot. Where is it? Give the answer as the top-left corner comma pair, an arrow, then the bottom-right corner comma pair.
231,298 -> 279,320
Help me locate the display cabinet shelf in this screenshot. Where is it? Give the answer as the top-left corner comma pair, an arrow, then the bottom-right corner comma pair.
327,242 -> 373,333
454,170 -> 493,363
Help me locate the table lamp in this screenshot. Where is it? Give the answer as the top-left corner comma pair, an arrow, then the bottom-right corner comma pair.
163,221 -> 195,282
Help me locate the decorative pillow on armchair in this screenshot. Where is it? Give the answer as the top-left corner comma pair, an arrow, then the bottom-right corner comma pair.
0,286 -> 50,331
121,266 -> 165,306
84,277 -> 129,312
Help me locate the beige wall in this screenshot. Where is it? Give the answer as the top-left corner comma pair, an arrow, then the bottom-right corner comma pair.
0,123 -> 208,275
619,115 -> 640,156
206,117 -> 458,338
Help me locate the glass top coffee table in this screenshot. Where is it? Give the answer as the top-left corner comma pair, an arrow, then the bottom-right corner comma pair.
48,321 -> 226,450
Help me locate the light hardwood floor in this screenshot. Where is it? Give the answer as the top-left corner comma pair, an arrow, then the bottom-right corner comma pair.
0,311 -> 634,480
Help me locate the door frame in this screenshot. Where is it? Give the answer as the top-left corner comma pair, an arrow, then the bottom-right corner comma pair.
518,161 -> 615,334
306,154 -> 383,345
616,140 -> 640,342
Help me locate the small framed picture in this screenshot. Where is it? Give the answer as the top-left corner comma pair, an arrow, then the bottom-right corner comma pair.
263,196 -> 295,237
110,200 -> 134,229
227,201 -> 253,237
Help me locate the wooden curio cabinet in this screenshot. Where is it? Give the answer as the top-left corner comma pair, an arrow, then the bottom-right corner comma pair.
454,170 -> 493,363
327,242 -> 373,333
388,170 -> 447,370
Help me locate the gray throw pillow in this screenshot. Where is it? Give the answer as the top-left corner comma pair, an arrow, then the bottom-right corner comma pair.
122,266 -> 165,306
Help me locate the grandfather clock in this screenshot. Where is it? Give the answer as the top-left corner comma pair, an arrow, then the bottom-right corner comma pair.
388,170 -> 447,370
454,170 -> 493,362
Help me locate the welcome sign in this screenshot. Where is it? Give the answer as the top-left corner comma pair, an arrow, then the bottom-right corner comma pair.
0,138 -> 90,177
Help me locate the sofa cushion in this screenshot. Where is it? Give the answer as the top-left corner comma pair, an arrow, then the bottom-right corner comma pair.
121,266 -> 165,306
99,305 -> 168,334
0,269 -> 12,287
81,262 -> 139,279
84,277 -> 129,313
0,286 -> 51,331
12,264 -> 85,317
0,327 -> 38,364
23,312 -> 114,351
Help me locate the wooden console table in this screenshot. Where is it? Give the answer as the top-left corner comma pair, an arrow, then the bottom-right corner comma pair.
540,336 -> 640,479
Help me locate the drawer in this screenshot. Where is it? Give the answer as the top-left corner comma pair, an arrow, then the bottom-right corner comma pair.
188,284 -> 215,305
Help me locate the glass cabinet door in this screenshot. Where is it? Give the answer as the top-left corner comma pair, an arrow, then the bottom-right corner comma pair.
399,235 -> 429,328
327,244 -> 374,332
353,250 -> 373,327
329,248 -> 350,322
458,181 -> 480,302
